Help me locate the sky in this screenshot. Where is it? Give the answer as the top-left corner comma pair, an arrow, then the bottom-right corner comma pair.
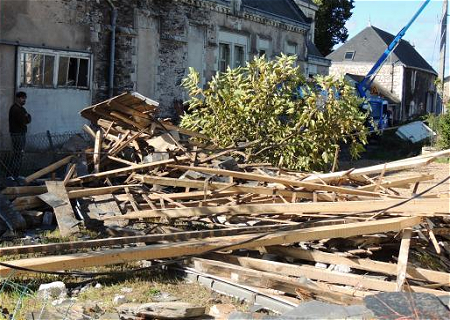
339,0 -> 448,76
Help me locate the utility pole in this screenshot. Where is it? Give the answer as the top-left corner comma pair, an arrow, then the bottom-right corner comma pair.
439,0 -> 448,113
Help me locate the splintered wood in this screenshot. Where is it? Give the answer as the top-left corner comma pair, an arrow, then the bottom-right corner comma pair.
1,92 -> 449,305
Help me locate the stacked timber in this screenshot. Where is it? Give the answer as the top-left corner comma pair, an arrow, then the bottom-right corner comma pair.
1,92 -> 449,306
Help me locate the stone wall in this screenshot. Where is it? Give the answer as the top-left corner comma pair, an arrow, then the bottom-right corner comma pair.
1,0 -> 315,131
329,61 -> 437,121
329,62 -> 404,101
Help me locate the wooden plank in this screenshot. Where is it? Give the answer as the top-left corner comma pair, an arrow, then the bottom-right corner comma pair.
2,186 -> 48,196
0,224 -> 297,256
358,174 -> 434,191
44,181 -> 79,237
111,198 -> 448,220
266,246 -> 450,285
136,175 -> 330,200
425,218 -> 442,254
12,195 -> 45,211
213,255 -> 449,297
25,156 -> 73,184
192,258 -> 365,305
67,156 -> 190,184
168,165 -> 400,198
0,194 -> 26,230
67,185 -> 141,199
303,150 -> 450,183
63,164 -> 77,186
396,228 -> 412,291
93,130 -> 103,173
0,217 -> 420,277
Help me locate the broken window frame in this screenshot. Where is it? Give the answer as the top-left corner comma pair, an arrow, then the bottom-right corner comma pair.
18,47 -> 91,90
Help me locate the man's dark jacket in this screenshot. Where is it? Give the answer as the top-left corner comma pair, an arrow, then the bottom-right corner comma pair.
9,103 -> 31,133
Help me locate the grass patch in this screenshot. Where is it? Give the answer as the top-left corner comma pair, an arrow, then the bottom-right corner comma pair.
1,266 -> 248,319
434,157 -> 450,164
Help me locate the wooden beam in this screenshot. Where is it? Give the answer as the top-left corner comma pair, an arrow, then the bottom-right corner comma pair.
191,258 -> 365,305
111,198 -> 448,220
168,165 -> 400,198
63,164 -> 77,186
266,246 -> 450,285
93,130 -> 103,173
67,184 -> 141,199
213,254 -> 449,297
44,181 -> 79,237
25,156 -> 73,184
136,175 -> 322,200
67,156 -> 190,184
358,174 -> 434,191
0,217 -> 420,277
303,150 -> 450,183
0,224 -> 299,256
396,228 -> 412,291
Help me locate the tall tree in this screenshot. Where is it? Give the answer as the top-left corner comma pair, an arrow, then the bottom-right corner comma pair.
313,0 -> 354,56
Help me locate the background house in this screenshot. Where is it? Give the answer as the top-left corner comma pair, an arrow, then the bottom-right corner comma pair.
0,0 -> 329,150
327,26 -> 439,124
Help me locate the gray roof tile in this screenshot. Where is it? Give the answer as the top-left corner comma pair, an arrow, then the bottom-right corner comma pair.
327,26 -> 436,74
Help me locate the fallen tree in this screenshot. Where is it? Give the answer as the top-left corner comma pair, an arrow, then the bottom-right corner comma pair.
181,54 -> 369,171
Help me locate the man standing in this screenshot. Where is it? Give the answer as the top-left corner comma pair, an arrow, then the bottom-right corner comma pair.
9,91 -> 31,177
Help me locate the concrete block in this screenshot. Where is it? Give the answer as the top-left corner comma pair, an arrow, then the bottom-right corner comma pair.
37,281 -> 67,299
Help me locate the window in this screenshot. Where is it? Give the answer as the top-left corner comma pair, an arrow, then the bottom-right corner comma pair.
217,31 -> 248,72
285,43 -> 297,56
19,48 -> 91,89
21,53 -> 55,87
257,37 -> 270,58
411,70 -> 417,93
234,45 -> 245,68
58,57 -> 90,87
219,43 -> 231,72
344,51 -> 355,60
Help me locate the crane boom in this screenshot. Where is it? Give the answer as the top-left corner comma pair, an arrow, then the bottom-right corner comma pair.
356,0 -> 431,98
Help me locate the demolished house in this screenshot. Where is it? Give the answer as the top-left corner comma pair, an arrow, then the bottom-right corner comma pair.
0,92 -> 449,318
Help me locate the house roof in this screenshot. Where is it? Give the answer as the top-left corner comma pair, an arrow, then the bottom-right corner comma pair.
307,40 -> 324,57
327,26 -> 436,74
241,0 -> 309,25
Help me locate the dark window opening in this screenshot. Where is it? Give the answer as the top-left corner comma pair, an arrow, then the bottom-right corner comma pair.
344,51 -> 355,60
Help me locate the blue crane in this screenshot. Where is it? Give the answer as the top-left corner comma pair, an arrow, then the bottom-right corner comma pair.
356,0 -> 431,130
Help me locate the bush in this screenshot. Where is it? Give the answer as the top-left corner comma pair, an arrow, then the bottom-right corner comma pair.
181,55 -> 369,171
425,111 -> 450,150
438,111 -> 450,149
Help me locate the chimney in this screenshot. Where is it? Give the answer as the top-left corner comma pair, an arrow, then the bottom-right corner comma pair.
231,0 -> 242,14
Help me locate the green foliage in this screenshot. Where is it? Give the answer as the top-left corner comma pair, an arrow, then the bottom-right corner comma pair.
424,111 -> 450,149
181,55 -> 368,171
313,0 -> 355,56
438,111 -> 450,149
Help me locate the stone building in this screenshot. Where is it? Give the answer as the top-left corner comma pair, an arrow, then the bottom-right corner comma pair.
0,0 -> 329,149
327,26 -> 438,123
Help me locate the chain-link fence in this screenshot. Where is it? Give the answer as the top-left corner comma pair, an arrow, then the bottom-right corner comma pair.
0,131 -> 91,182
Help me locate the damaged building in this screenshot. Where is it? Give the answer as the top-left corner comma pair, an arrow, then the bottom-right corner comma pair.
0,0 -> 329,149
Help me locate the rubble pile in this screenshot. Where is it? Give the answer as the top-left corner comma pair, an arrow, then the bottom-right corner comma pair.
1,92 -> 449,316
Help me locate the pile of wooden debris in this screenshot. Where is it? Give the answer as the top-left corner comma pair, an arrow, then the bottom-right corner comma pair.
1,92 -> 449,308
